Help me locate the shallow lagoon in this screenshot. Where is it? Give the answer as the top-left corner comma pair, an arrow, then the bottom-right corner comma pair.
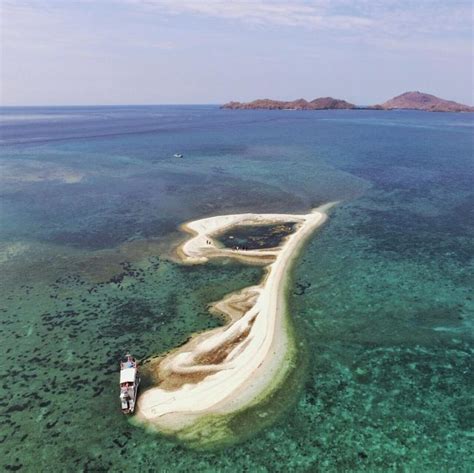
0,106 -> 472,471
217,223 -> 297,250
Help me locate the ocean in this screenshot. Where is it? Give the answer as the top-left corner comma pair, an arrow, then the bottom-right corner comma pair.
0,105 -> 472,471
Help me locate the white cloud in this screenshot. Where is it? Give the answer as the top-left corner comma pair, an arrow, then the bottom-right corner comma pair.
3,1 -> 472,48
123,0 -> 374,30
122,0 -> 472,36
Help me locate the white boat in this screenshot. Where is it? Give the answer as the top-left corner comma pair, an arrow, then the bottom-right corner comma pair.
119,354 -> 140,414
173,153 -> 183,158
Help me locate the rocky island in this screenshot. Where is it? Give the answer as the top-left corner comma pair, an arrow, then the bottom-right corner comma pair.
222,97 -> 355,110
374,91 -> 474,112
222,91 -> 473,113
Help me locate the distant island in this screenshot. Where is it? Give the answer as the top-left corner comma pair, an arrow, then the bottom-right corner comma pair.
222,97 -> 355,110
222,91 -> 474,113
376,91 -> 474,112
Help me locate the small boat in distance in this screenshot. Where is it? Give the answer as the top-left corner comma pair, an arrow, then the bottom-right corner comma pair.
119,354 -> 140,414
173,153 -> 184,158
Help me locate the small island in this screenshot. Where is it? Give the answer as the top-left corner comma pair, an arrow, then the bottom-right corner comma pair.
222,91 -> 474,113
374,91 -> 474,113
135,204 -> 334,447
222,97 -> 355,110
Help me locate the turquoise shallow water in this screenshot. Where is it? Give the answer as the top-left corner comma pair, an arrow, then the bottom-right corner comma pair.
0,106 -> 473,471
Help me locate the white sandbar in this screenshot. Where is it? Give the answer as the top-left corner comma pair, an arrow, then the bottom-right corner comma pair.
135,204 -> 332,433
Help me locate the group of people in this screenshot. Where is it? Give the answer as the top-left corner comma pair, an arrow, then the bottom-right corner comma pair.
232,245 -> 252,251
122,355 -> 136,369
204,238 -> 253,251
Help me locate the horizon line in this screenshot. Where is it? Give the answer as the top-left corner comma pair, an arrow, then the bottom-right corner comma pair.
0,103 -> 224,108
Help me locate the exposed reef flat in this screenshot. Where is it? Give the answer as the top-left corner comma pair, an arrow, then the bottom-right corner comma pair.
135,204 -> 333,445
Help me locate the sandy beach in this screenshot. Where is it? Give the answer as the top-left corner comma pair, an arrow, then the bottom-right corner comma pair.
135,204 -> 333,438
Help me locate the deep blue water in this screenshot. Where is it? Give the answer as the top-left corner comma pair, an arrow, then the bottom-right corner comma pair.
0,106 -> 473,471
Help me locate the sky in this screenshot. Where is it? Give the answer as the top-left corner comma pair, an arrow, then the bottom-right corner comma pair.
1,0 -> 473,106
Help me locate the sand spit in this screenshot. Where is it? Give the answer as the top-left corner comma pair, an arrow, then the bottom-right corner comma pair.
135,204 -> 333,441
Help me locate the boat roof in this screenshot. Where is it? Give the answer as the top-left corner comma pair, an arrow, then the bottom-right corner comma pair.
120,367 -> 137,384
